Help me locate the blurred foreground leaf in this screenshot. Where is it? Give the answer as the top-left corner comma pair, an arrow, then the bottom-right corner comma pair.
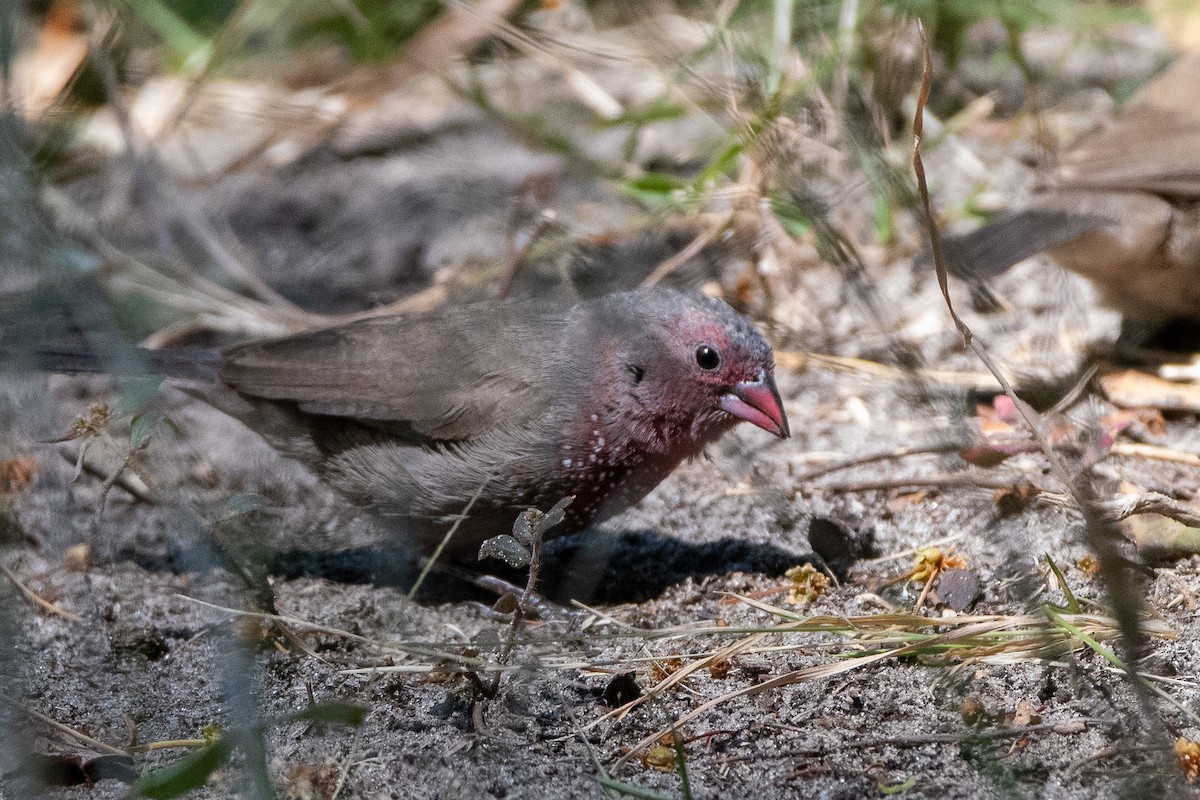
137,737 -> 235,800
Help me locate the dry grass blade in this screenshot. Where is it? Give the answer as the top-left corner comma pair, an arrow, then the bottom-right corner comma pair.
1,564 -> 83,623
774,351 -> 1001,390
610,596 -> 1177,768
577,632 -> 772,736
2,698 -> 127,756
39,185 -> 312,341
177,595 -> 495,670
1110,442 -> 1200,468
641,211 -> 735,287
446,0 -> 622,119
909,21 -> 1162,734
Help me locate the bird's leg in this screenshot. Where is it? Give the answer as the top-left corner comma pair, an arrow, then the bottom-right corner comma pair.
423,560 -> 561,619
473,574 -> 560,619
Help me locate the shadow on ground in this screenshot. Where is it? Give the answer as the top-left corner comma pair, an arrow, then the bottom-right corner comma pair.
126,528 -> 810,605
267,529 -> 809,605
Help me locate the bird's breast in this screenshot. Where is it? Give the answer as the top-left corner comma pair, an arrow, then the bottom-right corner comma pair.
548,413 -> 708,530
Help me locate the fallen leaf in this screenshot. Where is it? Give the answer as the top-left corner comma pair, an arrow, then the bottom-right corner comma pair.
961,696 -> 990,725
886,488 -> 931,511
642,745 -> 676,773
1100,408 -> 1166,438
63,544 -> 90,573
1008,699 -> 1041,728
1123,514 -> 1200,562
650,658 -> 686,682
0,457 -> 37,493
959,440 -> 1038,468
1100,369 -> 1200,413
1176,738 -> 1200,782
937,568 -> 982,611
993,481 -> 1040,515
601,672 -> 641,708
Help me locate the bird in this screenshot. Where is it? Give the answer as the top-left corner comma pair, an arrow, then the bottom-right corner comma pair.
933,54 -> 1200,327
37,287 -> 789,562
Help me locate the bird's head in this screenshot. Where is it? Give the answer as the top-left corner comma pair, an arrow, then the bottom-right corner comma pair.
579,289 -> 789,444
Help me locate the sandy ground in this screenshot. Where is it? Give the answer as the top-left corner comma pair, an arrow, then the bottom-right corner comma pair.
3,14 -> 1200,800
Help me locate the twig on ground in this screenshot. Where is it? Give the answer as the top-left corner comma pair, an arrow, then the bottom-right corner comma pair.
1110,442 -> 1200,468
910,22 -> 1161,736
0,564 -> 83,623
821,474 -> 1200,532
60,449 -> 154,503
91,445 -> 144,531
642,211 -> 735,288
1033,490 -> 1200,530
2,698 -> 125,755
1097,492 -> 1200,528
791,442 -> 966,483
814,473 -> 1030,493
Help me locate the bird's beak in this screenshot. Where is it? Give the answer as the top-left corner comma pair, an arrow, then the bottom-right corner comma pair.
719,371 -> 789,438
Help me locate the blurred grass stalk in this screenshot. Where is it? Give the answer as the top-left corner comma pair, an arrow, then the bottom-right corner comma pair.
769,0 -> 795,95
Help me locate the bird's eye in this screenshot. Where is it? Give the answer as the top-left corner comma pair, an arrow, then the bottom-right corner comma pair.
694,344 -> 721,371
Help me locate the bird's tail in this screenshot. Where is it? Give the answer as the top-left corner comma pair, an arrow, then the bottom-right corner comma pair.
34,344 -> 221,382
1,279 -> 221,383
921,208 -> 1110,282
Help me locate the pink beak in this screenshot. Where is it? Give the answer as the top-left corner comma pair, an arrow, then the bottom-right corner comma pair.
720,371 -> 789,438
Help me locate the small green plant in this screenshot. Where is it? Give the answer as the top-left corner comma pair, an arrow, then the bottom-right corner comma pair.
478,495 -> 572,571
136,702 -> 366,799
475,496 -> 572,696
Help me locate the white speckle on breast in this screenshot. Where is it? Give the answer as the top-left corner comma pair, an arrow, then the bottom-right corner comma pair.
563,458 -> 573,468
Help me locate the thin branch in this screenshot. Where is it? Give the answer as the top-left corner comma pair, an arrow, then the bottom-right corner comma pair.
1099,492 -> 1200,529
1,565 -> 83,623
910,20 -> 1163,738
792,442 -> 966,483
408,474 -> 492,600
2,698 -> 125,755
641,211 -> 734,288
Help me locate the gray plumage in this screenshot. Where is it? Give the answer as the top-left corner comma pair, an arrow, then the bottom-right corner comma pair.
210,287 -> 786,558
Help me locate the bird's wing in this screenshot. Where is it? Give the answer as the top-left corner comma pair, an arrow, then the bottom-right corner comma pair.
937,204 -> 1109,279
1053,54 -> 1200,199
935,189 -> 1172,280
219,301 -> 569,441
